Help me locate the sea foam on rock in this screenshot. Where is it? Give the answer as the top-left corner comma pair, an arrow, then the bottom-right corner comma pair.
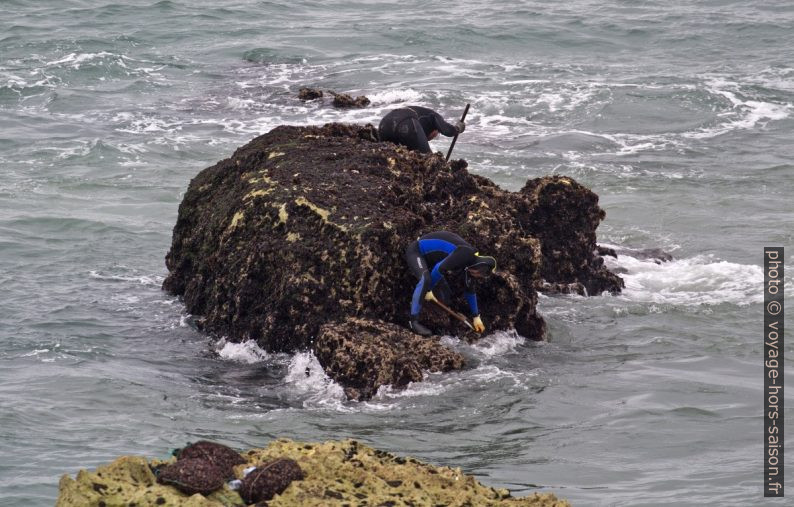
162,122 -> 622,399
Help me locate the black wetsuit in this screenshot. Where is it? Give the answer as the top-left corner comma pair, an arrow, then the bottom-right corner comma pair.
404,231 -> 480,319
378,106 -> 459,153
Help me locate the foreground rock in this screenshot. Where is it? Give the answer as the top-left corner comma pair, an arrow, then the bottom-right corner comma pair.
57,439 -> 569,506
163,122 -> 622,398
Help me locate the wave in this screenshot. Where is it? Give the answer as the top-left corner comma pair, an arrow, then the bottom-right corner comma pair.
88,269 -> 163,286
214,338 -> 269,363
606,253 -> 763,307
284,351 -> 347,408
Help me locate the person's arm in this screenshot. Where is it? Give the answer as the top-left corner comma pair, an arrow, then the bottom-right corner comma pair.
464,290 -> 479,317
431,111 -> 461,137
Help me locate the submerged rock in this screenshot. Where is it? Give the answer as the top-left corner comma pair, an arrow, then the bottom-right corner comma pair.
162,122 -> 622,398
296,88 -> 370,108
57,438 -> 570,506
330,91 -> 370,108
297,87 -> 324,101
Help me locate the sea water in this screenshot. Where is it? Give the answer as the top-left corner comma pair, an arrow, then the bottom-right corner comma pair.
1,1 -> 792,505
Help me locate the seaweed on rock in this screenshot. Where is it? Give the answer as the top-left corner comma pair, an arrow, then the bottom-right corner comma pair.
163,123 -> 622,399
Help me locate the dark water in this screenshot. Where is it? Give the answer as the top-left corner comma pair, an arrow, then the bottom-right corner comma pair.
1,1 -> 792,505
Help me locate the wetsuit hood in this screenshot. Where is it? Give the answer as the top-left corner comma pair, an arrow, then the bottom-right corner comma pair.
467,255 -> 496,277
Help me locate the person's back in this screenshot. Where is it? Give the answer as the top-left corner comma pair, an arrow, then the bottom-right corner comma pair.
378,106 -> 464,153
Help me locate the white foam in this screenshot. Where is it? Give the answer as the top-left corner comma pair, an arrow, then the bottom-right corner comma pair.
88,270 -> 163,286
465,364 -> 536,390
215,338 -> 269,363
284,351 -> 346,406
748,67 -> 794,92
470,330 -> 526,357
607,254 -> 763,306
47,52 -> 113,68
226,97 -> 258,111
374,377 -> 448,399
366,88 -> 424,106
683,78 -> 792,139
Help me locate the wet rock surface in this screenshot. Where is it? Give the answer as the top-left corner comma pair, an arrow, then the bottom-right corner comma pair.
162,122 -> 622,398
57,439 -> 570,506
314,317 -> 465,400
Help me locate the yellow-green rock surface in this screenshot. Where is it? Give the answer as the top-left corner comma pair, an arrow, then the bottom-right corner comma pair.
57,438 -> 569,506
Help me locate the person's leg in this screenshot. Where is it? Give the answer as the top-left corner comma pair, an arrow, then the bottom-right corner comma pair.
404,240 -> 428,279
404,241 -> 432,336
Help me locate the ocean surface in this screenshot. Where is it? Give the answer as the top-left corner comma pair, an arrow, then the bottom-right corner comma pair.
1,1 -> 792,505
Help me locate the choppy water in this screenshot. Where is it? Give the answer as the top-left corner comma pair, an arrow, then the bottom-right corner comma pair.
1,1 -> 793,505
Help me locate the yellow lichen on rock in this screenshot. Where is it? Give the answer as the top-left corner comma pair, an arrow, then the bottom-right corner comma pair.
294,196 -> 349,232
243,439 -> 569,507
55,456 -> 242,507
230,212 -> 245,229
244,189 -> 273,200
276,203 -> 288,226
294,196 -> 330,221
57,439 -> 569,507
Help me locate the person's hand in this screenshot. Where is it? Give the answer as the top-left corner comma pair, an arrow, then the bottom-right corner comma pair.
424,291 -> 437,302
455,120 -> 465,134
472,315 -> 485,333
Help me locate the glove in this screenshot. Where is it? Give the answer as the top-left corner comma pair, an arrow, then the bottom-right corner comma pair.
472,315 -> 485,334
455,120 -> 465,134
424,291 -> 437,302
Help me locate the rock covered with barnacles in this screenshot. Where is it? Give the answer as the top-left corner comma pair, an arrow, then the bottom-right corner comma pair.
162,122 -> 622,399
56,438 -> 570,506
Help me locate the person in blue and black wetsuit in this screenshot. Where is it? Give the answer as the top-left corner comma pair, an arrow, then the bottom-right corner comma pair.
404,231 -> 496,336
379,106 -> 465,153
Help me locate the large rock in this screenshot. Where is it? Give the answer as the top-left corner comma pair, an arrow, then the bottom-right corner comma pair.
163,123 -> 622,398
57,438 -> 570,506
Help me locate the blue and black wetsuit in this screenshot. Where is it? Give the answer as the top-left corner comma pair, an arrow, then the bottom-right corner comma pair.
379,106 -> 459,153
405,231 -> 481,320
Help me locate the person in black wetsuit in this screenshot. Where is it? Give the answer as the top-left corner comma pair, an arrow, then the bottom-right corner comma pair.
404,231 -> 496,336
378,106 -> 465,153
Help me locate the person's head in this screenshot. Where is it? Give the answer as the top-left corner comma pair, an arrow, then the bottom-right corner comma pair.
466,255 -> 496,279
428,129 -> 439,141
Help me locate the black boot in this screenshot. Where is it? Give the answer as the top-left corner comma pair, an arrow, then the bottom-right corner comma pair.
409,317 -> 432,337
